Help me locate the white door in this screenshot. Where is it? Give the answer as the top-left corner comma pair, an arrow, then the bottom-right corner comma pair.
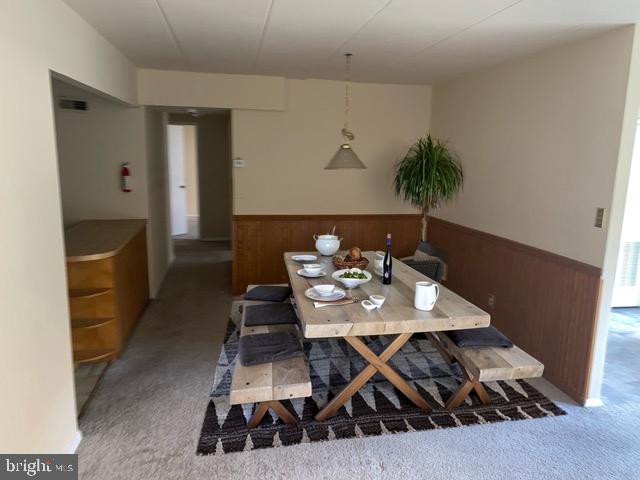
168,125 -> 188,236
613,120 -> 640,307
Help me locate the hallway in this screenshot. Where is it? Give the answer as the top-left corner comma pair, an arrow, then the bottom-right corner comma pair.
77,239 -> 232,477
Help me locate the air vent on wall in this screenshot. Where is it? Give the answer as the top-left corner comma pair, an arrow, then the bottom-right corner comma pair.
58,97 -> 88,111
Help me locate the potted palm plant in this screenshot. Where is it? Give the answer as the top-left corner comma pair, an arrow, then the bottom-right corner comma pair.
394,135 -> 464,243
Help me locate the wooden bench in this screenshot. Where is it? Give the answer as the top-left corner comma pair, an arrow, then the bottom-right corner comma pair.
426,331 -> 544,410
229,289 -> 311,428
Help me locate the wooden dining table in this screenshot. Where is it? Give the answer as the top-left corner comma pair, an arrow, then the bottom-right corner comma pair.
284,251 -> 490,421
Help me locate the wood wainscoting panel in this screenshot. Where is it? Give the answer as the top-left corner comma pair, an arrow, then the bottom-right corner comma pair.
426,217 -> 602,404
232,215 -> 422,295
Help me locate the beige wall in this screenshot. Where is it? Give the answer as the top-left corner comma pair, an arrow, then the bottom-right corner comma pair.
52,79 -> 148,227
138,69 -> 285,111
588,26 -> 640,402
144,109 -> 173,296
46,4 -> 137,105
197,114 -> 231,239
0,0 -> 137,453
430,27 -> 636,268
232,79 -> 431,214
52,80 -> 170,297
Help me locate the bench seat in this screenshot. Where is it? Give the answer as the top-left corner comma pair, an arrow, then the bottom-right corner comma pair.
243,284 -> 292,305
229,288 -> 311,428
230,323 -> 311,405
428,331 -> 544,410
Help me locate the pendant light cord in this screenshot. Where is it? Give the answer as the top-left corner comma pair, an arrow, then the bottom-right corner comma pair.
342,53 -> 354,141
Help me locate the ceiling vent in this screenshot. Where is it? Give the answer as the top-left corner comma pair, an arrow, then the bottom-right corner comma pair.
57,97 -> 88,112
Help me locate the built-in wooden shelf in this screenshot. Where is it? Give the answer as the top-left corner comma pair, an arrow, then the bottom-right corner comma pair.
71,318 -> 115,330
73,349 -> 115,364
65,219 -> 149,364
69,288 -> 112,299
65,219 -> 147,262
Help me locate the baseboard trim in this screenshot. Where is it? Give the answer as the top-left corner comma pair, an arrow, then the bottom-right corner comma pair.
583,398 -> 604,407
199,237 -> 230,242
67,430 -> 82,453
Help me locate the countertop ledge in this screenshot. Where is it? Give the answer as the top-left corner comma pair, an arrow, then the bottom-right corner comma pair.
65,219 -> 146,262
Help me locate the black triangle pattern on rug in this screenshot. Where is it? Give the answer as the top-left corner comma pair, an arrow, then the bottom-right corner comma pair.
197,301 -> 566,455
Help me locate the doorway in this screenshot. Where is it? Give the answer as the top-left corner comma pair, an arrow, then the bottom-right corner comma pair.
167,124 -> 199,238
602,118 -> 640,404
166,110 -> 232,253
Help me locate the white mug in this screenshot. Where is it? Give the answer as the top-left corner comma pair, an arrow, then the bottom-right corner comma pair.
414,281 -> 439,311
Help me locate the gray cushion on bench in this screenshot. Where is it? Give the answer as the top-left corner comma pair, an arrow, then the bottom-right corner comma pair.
445,326 -> 513,348
403,259 -> 443,283
244,285 -> 292,302
244,303 -> 298,327
238,332 -> 304,366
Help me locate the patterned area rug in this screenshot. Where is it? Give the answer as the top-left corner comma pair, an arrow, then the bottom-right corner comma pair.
197,301 -> 565,455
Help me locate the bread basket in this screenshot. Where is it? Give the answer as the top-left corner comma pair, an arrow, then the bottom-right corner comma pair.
332,255 -> 369,270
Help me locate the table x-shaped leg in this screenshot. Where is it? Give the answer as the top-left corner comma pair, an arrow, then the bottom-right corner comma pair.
248,401 -> 298,428
445,364 -> 492,410
424,333 -> 493,410
315,333 -> 432,421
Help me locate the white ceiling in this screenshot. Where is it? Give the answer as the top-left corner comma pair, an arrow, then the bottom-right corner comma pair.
64,0 -> 640,85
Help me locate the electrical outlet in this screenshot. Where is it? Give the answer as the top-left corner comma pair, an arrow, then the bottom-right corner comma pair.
487,294 -> 495,310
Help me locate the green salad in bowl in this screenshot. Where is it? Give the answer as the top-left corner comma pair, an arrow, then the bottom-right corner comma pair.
332,268 -> 372,288
339,271 -> 368,279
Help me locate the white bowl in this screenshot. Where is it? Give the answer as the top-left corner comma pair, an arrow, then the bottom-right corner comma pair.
313,284 -> 336,296
302,263 -> 322,275
332,268 -> 372,289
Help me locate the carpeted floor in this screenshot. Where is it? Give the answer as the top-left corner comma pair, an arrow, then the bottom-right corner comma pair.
602,308 -> 640,404
197,302 -> 564,454
76,240 -> 640,479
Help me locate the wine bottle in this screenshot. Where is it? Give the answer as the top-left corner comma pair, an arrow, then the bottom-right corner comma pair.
383,233 -> 392,285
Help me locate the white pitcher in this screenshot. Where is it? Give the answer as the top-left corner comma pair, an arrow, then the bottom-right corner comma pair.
373,250 -> 385,274
414,281 -> 440,311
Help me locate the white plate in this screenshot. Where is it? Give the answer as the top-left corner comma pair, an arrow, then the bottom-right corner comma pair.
297,269 -> 327,278
292,254 -> 318,262
304,287 -> 346,302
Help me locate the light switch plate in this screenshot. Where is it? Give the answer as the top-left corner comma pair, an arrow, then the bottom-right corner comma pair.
233,158 -> 247,168
594,208 -> 605,228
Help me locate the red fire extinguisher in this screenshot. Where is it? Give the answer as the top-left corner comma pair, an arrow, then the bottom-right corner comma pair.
121,163 -> 132,192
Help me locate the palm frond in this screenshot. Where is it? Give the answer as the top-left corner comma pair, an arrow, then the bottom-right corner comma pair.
394,135 -> 464,213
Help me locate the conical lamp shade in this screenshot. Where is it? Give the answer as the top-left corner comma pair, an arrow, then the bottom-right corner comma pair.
325,143 -> 366,169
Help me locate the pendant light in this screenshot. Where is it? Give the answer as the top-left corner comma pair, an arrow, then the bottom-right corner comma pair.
325,53 -> 366,169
